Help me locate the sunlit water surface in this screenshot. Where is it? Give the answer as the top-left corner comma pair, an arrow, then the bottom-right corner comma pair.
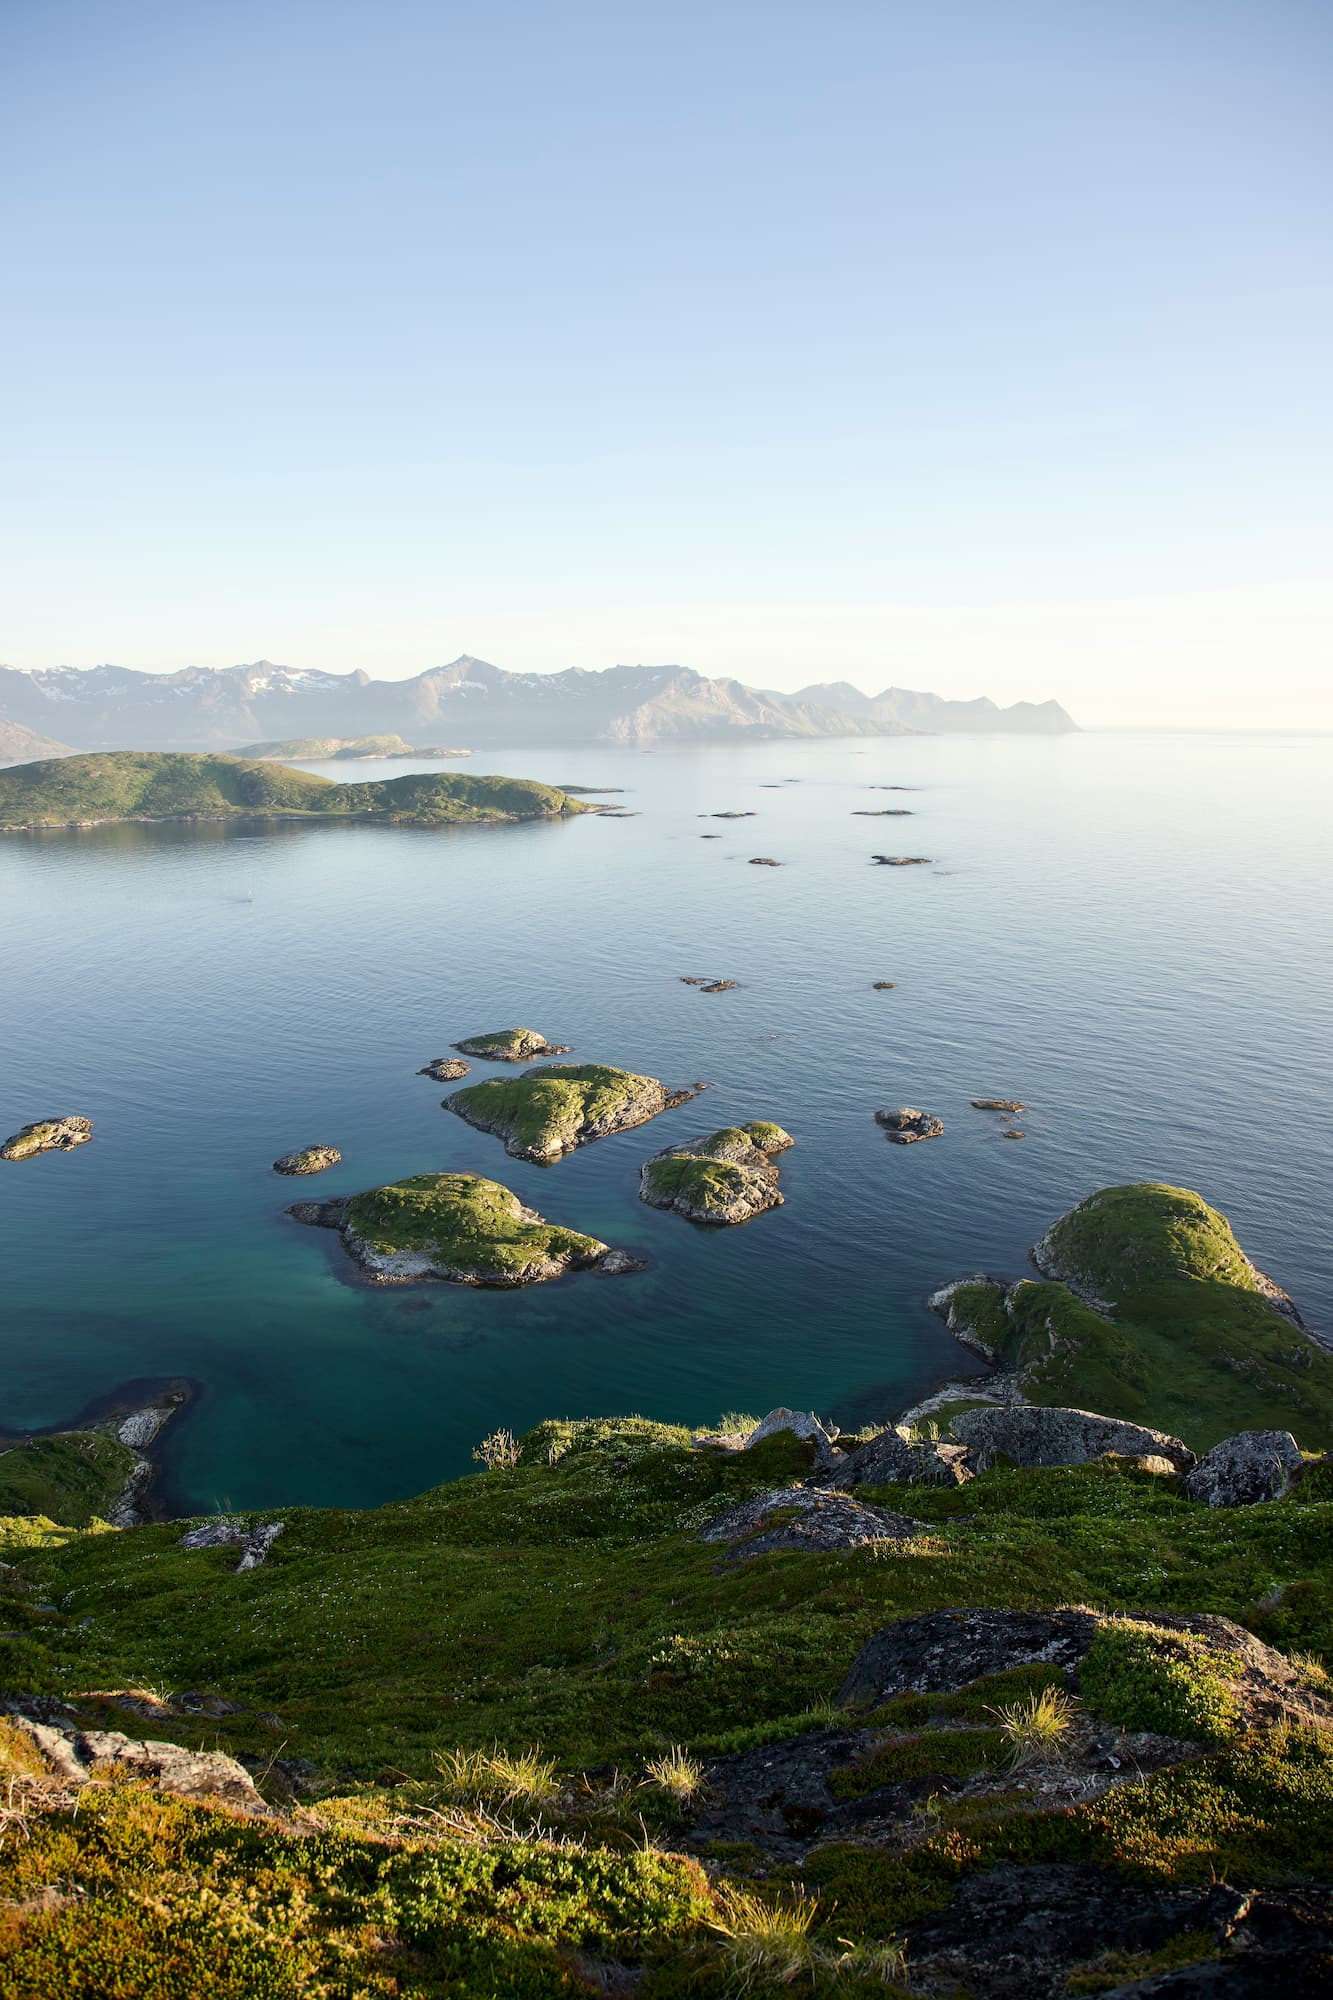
2,730 -> 1330,1512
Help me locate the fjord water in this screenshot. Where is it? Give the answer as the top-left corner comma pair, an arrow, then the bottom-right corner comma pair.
2,730 -> 1330,1514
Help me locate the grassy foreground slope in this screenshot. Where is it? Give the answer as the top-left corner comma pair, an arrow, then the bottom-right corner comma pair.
3,1422 -> 1333,1995
939,1183 -> 1333,1450
0,752 -> 588,827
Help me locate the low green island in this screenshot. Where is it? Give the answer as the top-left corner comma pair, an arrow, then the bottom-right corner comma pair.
640,1121 -> 794,1224
0,1431 -> 138,1529
236,735 -> 470,761
288,1170 -> 610,1285
0,752 -> 592,829
445,1061 -> 694,1162
931,1182 -> 1333,1449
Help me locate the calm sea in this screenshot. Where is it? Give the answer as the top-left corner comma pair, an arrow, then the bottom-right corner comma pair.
2,730 -> 1330,1513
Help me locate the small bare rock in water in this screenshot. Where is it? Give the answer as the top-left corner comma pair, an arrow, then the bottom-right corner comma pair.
972,1099 -> 1026,1113
872,854 -> 932,866
749,856 -> 782,867
872,980 -> 896,990
598,1249 -> 649,1275
272,1146 -> 341,1176
1001,1128 -> 1026,1139
876,1108 -> 944,1143
2,1116 -> 93,1161
418,1057 -> 471,1081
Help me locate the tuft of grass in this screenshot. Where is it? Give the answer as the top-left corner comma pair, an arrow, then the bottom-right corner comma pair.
709,1883 -> 821,1988
434,1743 -> 560,1809
987,1685 -> 1077,1768
472,1428 -> 521,1471
643,1746 -> 707,1804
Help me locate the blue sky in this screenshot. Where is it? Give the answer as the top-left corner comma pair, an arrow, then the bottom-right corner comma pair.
2,0 -> 1329,724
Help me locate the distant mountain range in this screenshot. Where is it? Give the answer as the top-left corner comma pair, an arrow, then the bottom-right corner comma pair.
0,657 -> 1076,757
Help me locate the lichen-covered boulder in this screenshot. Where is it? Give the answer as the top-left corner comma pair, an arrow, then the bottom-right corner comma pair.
272,1145 -> 341,1175
744,1407 -> 837,1469
875,1107 -> 944,1143
830,1427 -> 973,1489
11,1718 -> 263,1809
1,1115 -> 93,1161
700,1485 -> 921,1560
950,1405 -> 1195,1475
1183,1431 -> 1304,1507
640,1122 -> 793,1225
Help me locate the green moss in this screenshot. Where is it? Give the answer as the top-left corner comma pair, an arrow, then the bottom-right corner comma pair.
864,1664 -> 1069,1730
448,1064 -> 672,1161
1078,1622 -> 1242,1743
830,1728 -> 1003,1799
0,752 -> 586,828
345,1173 -> 606,1281
642,1153 -> 752,1207
0,1432 -> 136,1528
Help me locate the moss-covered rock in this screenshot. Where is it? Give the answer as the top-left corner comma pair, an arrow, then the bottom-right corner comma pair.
288,1171 -> 609,1285
1,1116 -> 92,1161
640,1122 -> 794,1225
453,1029 -> 572,1062
445,1063 -> 694,1163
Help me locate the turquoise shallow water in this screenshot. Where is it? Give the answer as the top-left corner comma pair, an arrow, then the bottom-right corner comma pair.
1,730 -> 1330,1513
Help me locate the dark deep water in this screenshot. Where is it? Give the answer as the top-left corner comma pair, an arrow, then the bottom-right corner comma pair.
2,730 -> 1330,1514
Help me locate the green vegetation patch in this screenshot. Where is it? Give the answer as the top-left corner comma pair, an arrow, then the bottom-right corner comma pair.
1078,1621 -> 1243,1744
448,1063 -> 671,1161
830,1727 -> 1003,1799
939,1185 -> 1333,1451
0,1783 -> 714,2000
0,752 -> 586,828
0,1432 -> 136,1528
346,1173 -> 606,1281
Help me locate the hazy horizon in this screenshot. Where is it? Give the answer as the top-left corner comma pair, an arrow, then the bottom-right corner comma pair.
4,1 -> 1330,729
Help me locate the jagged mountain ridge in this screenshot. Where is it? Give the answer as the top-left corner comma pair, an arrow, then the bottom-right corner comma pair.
0,656 -> 1077,753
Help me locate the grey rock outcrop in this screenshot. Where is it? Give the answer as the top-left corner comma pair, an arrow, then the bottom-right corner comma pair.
700,1484 -> 921,1559
1,1115 -> 93,1161
178,1519 -> 285,1570
829,1426 -> 973,1489
876,1107 -> 944,1143
950,1405 -> 1195,1475
744,1407 -> 836,1469
417,1056 -> 470,1081
838,1607 -> 1100,1708
1183,1431 -> 1304,1507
